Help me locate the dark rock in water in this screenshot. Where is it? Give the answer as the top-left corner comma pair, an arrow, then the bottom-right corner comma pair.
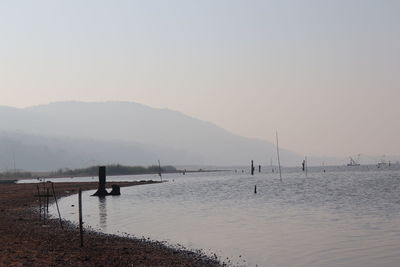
110,184 -> 121,195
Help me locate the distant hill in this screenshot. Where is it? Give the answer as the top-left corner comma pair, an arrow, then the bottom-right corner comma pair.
0,101 -> 307,171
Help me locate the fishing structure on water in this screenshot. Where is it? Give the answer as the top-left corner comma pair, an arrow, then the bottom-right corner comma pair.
347,154 -> 360,166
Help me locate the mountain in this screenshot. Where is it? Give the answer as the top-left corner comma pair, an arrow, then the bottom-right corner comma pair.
0,101 -> 304,171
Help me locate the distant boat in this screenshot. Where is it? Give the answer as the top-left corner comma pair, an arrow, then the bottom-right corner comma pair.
377,162 -> 387,168
347,156 -> 360,166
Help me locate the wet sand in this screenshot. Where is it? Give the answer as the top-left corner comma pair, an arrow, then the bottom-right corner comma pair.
0,182 -> 223,267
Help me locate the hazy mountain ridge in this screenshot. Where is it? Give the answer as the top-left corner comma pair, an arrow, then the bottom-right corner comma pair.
0,101 -> 341,171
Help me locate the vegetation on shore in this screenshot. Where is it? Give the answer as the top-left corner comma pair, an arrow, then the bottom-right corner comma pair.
0,164 -> 178,179
51,164 -> 178,177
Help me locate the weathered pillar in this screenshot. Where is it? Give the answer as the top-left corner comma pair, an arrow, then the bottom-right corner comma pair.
92,166 -> 108,196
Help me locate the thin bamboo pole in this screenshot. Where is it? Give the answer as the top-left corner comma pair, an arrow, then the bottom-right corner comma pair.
51,183 -> 63,229
158,160 -> 162,182
305,156 -> 308,176
276,131 -> 282,181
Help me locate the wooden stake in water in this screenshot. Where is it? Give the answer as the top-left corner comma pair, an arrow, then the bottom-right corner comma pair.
276,131 -> 282,181
270,158 -> 274,173
79,188 -> 83,247
305,156 -> 308,176
158,160 -> 162,181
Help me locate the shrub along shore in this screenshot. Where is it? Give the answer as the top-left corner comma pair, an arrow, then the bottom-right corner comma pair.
0,164 -> 178,180
0,181 -> 223,267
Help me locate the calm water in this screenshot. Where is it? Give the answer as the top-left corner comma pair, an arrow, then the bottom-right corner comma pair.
50,169 -> 400,267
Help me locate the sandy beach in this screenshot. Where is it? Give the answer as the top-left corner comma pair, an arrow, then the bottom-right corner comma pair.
0,182 -> 223,267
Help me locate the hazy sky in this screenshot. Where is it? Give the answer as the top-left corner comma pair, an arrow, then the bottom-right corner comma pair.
0,0 -> 399,157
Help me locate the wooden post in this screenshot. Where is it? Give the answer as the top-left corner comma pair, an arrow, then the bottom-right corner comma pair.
99,166 -> 106,191
37,184 -> 41,219
276,131 -> 282,181
158,160 -> 162,182
270,158 -> 274,173
92,166 -> 108,196
51,183 -> 63,229
46,188 -> 49,213
42,182 -> 46,221
305,156 -> 308,176
254,185 -> 257,194
251,160 -> 254,175
79,188 -> 83,247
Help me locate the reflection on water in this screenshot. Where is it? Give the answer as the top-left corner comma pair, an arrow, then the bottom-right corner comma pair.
98,197 -> 107,230
51,170 -> 400,267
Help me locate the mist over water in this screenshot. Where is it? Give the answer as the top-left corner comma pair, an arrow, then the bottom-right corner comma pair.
51,168 -> 400,266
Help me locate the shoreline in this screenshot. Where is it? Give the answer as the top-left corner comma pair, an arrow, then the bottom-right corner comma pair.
0,182 -> 223,266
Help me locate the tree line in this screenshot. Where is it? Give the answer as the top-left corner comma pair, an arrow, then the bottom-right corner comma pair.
51,164 -> 178,177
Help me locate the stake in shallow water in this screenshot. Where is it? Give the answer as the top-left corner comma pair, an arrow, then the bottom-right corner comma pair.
92,166 -> 108,196
276,131 -> 282,181
302,156 -> 308,176
305,156 -> 308,176
158,160 -> 162,181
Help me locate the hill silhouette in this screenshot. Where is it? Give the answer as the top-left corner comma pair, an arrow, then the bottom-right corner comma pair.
0,101 -> 304,171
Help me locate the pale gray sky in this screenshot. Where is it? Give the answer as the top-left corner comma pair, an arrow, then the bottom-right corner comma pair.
0,0 -> 399,157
